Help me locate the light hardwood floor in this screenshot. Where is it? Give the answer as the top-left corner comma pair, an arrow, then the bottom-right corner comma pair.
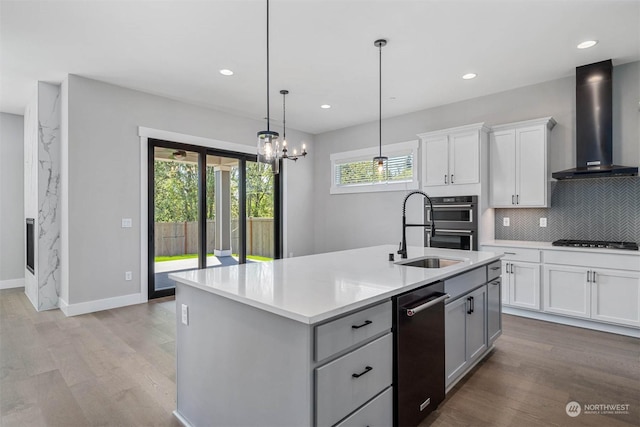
1,287 -> 638,426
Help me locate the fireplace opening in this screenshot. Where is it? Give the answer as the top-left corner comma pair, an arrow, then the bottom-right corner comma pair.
26,218 -> 34,275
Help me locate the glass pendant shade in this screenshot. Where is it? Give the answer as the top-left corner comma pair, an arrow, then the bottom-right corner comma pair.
257,130 -> 279,173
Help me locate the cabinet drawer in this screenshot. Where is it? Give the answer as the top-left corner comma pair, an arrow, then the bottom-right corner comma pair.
489,246 -> 540,263
316,333 -> 393,427
487,260 -> 502,281
444,266 -> 486,301
544,250 -> 639,272
315,301 -> 392,362
334,387 -> 393,427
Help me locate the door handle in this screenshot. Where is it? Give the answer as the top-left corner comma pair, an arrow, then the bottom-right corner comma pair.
592,271 -> 597,283
352,366 -> 373,378
516,194 -> 519,204
470,296 -> 475,313
510,264 -> 514,274
466,297 -> 472,314
451,174 -> 454,184
512,195 -> 515,205
444,174 -> 448,184
587,271 -> 591,283
405,293 -> 449,317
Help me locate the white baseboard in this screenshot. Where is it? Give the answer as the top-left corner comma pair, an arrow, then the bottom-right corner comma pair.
59,293 -> 146,317
503,306 -> 640,338
0,278 -> 25,290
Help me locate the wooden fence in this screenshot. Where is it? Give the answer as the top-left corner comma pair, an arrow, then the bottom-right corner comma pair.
154,218 -> 274,258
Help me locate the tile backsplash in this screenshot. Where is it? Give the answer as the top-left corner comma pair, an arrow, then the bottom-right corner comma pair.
495,176 -> 640,243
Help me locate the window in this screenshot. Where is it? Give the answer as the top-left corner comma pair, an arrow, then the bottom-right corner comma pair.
330,140 -> 419,194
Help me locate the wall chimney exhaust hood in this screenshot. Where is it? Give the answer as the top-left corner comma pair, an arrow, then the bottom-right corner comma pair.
552,60 -> 638,180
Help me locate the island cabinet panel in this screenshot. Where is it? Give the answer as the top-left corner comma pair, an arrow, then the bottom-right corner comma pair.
315,301 -> 392,362
334,386 -> 393,427
175,285 -> 314,427
315,333 -> 393,427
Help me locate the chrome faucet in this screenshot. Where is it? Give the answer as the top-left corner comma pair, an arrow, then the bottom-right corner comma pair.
398,190 -> 436,259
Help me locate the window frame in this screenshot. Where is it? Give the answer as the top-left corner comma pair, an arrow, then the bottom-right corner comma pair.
330,140 -> 420,194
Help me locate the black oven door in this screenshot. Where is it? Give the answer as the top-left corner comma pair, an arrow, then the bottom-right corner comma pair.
426,205 -> 474,224
426,229 -> 476,251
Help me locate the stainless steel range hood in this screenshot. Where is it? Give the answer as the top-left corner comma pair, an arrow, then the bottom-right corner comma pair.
552,60 -> 638,180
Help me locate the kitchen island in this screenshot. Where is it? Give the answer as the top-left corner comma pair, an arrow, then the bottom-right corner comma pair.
170,245 -> 502,427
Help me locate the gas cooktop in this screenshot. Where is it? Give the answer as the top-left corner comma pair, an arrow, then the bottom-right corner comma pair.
552,239 -> 639,251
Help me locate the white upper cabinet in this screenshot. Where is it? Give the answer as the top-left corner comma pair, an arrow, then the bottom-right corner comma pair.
489,117 -> 556,207
419,123 -> 489,188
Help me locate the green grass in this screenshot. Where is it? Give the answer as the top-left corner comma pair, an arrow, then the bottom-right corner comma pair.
155,253 -> 273,262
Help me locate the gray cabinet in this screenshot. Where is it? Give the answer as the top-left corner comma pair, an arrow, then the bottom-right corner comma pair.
487,279 -> 502,344
445,285 -> 488,388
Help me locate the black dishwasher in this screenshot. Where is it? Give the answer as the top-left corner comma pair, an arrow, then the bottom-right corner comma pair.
393,281 -> 447,427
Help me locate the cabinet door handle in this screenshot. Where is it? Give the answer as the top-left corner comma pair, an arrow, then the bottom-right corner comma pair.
451,174 -> 454,184
470,296 -> 475,313
351,320 -> 372,329
516,194 -> 519,205
586,271 -> 591,283
466,297 -> 472,314
444,174 -> 448,184
504,252 -> 516,255
352,366 -> 373,378
510,264 -> 514,274
512,195 -> 515,205
490,266 -> 501,271
592,271 -> 597,283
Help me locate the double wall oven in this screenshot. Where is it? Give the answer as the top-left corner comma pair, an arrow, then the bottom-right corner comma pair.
425,195 -> 477,250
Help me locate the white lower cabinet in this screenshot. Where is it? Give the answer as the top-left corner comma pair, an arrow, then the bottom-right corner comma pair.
483,243 -> 640,333
504,261 -> 540,310
543,265 -> 590,318
445,285 -> 487,388
590,268 -> 640,327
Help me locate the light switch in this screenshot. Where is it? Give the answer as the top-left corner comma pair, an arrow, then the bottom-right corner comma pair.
503,217 -> 510,226
181,304 -> 189,325
540,218 -> 547,227
121,218 -> 132,228
125,271 -> 132,281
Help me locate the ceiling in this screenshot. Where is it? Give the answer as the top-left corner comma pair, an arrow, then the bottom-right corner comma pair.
1,0 -> 638,135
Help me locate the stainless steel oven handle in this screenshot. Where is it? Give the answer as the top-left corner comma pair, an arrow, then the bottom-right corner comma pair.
405,293 -> 450,317
430,204 -> 474,208
432,229 -> 474,234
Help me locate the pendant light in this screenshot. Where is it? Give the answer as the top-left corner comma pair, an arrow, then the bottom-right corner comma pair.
257,0 -> 279,171
280,89 -> 307,161
373,39 -> 388,175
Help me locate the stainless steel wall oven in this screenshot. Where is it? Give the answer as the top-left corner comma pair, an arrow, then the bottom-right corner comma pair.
425,196 -> 478,250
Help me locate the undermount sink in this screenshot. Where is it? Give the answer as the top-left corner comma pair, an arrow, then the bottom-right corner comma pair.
398,257 -> 463,269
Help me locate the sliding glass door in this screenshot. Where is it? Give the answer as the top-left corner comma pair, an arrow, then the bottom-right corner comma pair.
148,139 -> 281,299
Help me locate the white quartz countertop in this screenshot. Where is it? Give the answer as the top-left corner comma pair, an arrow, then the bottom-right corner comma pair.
169,245 -> 502,325
481,240 -> 640,256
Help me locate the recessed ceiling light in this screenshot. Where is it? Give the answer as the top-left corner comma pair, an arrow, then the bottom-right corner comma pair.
320,104 -> 331,109
462,73 -> 477,80
577,40 -> 598,49
219,69 -> 234,76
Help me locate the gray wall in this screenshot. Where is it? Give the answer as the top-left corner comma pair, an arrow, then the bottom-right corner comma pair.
65,75 -> 314,304
0,113 -> 25,282
312,62 -> 639,254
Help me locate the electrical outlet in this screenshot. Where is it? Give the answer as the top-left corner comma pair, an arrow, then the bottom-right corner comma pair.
503,217 -> 510,227
539,217 -> 547,227
121,218 -> 132,228
181,304 -> 189,325
125,271 -> 132,281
